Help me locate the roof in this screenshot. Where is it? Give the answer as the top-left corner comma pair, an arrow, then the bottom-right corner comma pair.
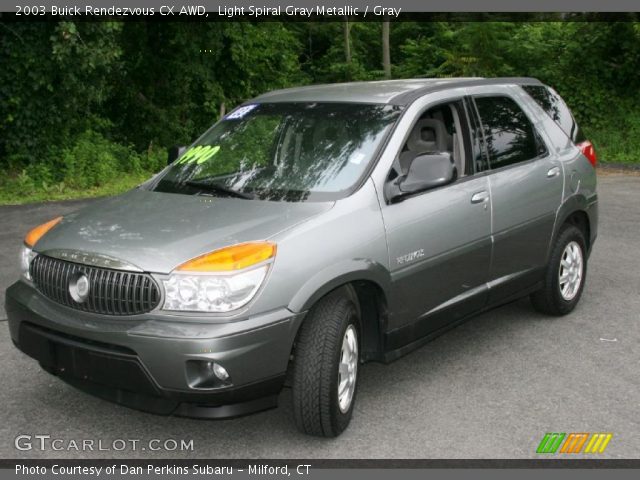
251,77 -> 543,106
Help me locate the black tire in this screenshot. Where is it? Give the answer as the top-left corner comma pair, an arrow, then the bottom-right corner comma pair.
291,292 -> 360,437
531,224 -> 588,316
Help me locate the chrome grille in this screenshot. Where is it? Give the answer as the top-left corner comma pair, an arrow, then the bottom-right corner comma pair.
30,255 -> 160,315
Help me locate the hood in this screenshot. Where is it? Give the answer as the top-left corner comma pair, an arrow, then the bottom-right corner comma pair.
34,189 -> 333,273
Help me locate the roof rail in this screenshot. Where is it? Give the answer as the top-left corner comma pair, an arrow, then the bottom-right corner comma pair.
390,77 -> 543,105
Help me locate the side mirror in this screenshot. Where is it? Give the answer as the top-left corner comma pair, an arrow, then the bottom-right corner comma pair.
168,145 -> 186,165
388,152 -> 456,202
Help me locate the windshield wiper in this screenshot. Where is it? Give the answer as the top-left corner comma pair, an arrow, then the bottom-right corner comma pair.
184,180 -> 255,200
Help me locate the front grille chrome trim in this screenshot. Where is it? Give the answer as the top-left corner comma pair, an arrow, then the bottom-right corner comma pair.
30,255 -> 160,316
40,249 -> 144,272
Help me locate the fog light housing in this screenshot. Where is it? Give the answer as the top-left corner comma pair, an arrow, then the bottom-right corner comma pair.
210,362 -> 229,381
186,360 -> 232,389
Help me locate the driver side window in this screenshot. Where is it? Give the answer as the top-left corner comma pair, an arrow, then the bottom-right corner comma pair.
394,101 -> 469,180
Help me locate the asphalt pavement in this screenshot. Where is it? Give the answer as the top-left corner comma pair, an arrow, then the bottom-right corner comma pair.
0,174 -> 638,459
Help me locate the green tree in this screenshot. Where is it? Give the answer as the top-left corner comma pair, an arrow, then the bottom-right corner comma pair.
0,22 -> 123,170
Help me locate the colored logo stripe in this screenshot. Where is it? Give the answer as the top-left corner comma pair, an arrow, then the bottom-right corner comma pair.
537,433 -> 613,454
584,433 -> 613,454
560,433 -> 589,453
537,433 -> 566,453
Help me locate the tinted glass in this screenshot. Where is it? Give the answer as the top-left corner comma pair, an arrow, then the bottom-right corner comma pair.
151,103 -> 402,202
474,96 -> 539,169
522,85 -> 585,143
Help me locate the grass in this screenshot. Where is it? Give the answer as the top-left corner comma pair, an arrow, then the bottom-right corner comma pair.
0,172 -> 150,206
591,134 -> 640,165
586,112 -> 640,164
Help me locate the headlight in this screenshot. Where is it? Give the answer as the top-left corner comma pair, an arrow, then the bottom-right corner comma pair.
162,242 -> 276,313
20,245 -> 36,281
21,215 -> 61,281
163,266 -> 268,312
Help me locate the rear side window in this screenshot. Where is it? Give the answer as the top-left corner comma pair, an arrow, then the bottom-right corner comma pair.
473,96 -> 540,169
522,85 -> 585,143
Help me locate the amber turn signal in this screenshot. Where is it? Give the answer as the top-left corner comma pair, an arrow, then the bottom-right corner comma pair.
177,242 -> 276,272
24,216 -> 63,248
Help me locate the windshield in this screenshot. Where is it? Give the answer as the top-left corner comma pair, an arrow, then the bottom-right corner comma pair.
151,102 -> 402,202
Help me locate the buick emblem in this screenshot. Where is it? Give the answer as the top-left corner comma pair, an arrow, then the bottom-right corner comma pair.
69,274 -> 90,303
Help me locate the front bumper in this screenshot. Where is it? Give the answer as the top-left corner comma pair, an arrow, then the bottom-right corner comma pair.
5,281 -> 304,418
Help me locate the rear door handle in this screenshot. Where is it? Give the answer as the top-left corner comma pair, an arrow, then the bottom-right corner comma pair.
547,166 -> 561,178
471,191 -> 489,204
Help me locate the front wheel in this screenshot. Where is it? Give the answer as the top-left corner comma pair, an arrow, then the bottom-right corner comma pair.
291,293 -> 359,437
531,224 -> 588,316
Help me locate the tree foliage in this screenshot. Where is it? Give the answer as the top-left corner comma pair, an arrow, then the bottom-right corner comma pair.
1,19 -> 639,201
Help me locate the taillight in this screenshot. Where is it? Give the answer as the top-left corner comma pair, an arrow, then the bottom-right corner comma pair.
577,140 -> 597,167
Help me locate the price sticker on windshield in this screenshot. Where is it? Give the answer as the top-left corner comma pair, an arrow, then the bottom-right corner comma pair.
177,145 -> 221,165
225,104 -> 258,120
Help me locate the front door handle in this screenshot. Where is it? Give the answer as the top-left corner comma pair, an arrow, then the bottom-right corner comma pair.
471,191 -> 489,204
547,166 -> 561,178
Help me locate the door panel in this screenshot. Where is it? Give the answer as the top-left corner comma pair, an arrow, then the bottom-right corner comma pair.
382,175 -> 492,347
469,92 -> 565,303
487,158 -> 563,301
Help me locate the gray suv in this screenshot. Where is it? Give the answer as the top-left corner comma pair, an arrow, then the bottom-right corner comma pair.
6,78 -> 598,437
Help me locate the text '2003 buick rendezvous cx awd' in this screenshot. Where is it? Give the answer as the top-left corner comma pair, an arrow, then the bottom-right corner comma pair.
6,78 -> 597,437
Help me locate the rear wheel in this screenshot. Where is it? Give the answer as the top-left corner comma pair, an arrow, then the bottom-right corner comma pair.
531,225 -> 587,316
292,293 -> 359,437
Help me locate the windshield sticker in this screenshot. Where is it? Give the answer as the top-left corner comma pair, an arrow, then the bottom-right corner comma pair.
177,145 -> 221,165
350,152 -> 366,165
225,104 -> 258,120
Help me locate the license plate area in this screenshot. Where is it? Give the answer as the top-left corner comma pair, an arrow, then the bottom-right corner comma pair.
19,322 -> 159,396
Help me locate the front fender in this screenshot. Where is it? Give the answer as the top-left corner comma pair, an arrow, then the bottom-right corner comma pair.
288,259 -> 391,313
